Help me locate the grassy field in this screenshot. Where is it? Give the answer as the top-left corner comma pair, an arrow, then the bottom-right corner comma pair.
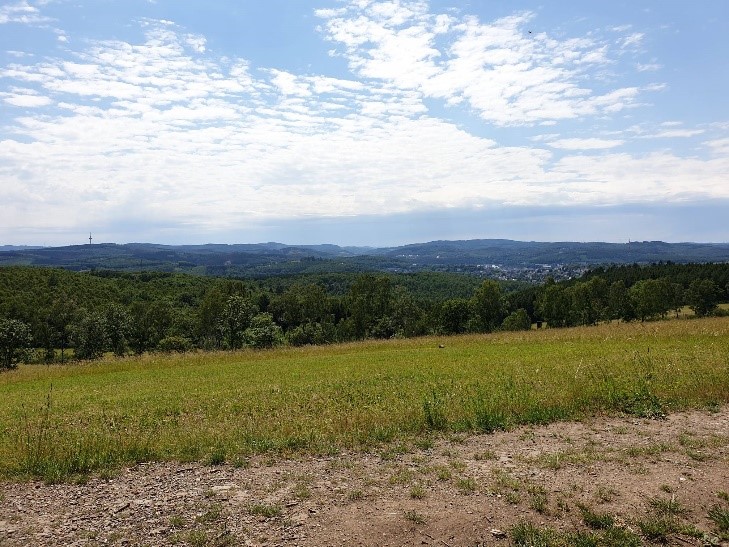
1,317 -> 728,482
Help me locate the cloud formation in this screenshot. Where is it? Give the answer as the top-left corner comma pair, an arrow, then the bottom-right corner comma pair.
0,0 -> 727,244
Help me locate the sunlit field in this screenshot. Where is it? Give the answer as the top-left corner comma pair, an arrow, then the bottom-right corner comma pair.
1,317 -> 728,482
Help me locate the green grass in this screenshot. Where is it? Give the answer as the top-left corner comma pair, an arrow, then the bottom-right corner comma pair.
1,318 -> 729,481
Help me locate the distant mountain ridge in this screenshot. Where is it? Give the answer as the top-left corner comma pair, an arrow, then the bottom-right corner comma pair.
1,239 -> 728,278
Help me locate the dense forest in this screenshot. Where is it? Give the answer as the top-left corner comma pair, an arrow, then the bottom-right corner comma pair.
1,263 -> 728,369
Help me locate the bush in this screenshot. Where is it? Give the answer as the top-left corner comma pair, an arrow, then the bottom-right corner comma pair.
501,308 -> 531,331
244,313 -> 283,349
156,336 -> 192,353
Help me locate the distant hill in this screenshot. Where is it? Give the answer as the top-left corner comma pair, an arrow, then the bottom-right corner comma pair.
377,239 -> 729,266
0,245 -> 45,252
1,239 -> 728,279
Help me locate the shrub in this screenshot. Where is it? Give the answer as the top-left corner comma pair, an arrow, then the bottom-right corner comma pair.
244,313 -> 283,349
156,336 -> 192,353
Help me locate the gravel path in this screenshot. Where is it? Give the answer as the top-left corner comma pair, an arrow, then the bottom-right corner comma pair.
2,407 -> 728,546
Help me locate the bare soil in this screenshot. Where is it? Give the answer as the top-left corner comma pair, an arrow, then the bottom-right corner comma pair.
1,407 -> 728,546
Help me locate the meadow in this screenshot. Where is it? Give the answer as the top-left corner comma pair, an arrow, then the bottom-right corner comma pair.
1,317 -> 728,482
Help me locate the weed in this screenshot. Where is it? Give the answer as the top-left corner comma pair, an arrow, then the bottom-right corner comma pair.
423,391 -> 447,431
248,503 -> 282,518
434,465 -> 452,481
186,530 -> 208,547
541,452 -> 564,470
196,503 -> 222,523
472,400 -> 508,433
600,527 -> 642,547
686,448 -> 708,461
389,468 -> 415,485
624,442 -> 670,457
556,497 -> 570,514
293,483 -> 311,500
647,495 -> 684,517
577,503 -> 614,529
637,515 -> 675,543
491,468 -> 520,491
510,521 -> 554,547
380,443 -> 408,461
347,489 -> 364,501
457,476 -> 477,494
169,515 -> 185,528
564,530 -> 599,547
594,485 -> 618,503
414,437 -> 433,451
404,510 -> 426,525
718,491 -> 729,503
473,450 -> 496,461
678,432 -> 706,449
449,459 -> 466,472
505,491 -> 521,505
659,484 -> 673,494
708,505 -> 729,538
530,494 -> 548,514
410,484 -> 426,499
205,446 -> 226,466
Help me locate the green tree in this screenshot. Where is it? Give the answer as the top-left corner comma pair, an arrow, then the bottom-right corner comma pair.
569,277 -> 608,326
501,308 -> 531,331
285,321 -> 336,346
105,304 -> 131,357
73,311 -> 108,360
244,312 -> 283,349
470,280 -> 505,332
686,279 -> 719,317
196,287 -> 226,349
348,274 -> 393,339
629,278 -> 673,321
49,297 -> 77,362
219,295 -> 258,349
537,280 -> 571,328
390,286 -> 424,338
0,318 -> 32,370
607,280 -> 633,321
438,298 -> 471,335
128,300 -> 172,354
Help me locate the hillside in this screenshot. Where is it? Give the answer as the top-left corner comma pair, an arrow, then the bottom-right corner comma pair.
1,239 -> 728,279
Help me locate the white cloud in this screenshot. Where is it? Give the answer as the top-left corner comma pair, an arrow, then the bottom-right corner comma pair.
2,90 -> 52,107
548,138 -> 624,150
316,3 -> 651,126
0,1 -> 51,25
185,34 -> 206,53
620,32 -> 644,49
705,137 -> 729,155
0,5 -> 726,242
636,62 -> 661,72
639,129 -> 705,139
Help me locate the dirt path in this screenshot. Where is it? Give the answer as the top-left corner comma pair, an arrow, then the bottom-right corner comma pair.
2,407 -> 728,546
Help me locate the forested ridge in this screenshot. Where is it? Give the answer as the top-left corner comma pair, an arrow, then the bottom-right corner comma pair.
0,263 -> 728,368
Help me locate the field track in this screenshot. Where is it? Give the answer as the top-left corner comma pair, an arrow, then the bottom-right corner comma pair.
1,406 -> 728,545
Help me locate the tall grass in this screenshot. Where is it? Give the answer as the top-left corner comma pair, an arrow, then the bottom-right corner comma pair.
1,317 -> 728,481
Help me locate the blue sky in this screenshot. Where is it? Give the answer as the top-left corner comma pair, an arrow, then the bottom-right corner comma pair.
1,0 -> 727,246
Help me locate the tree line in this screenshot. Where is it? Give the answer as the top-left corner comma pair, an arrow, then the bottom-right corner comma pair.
1,263 -> 727,369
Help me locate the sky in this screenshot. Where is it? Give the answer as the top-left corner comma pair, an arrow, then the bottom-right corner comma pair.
0,0 -> 727,247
